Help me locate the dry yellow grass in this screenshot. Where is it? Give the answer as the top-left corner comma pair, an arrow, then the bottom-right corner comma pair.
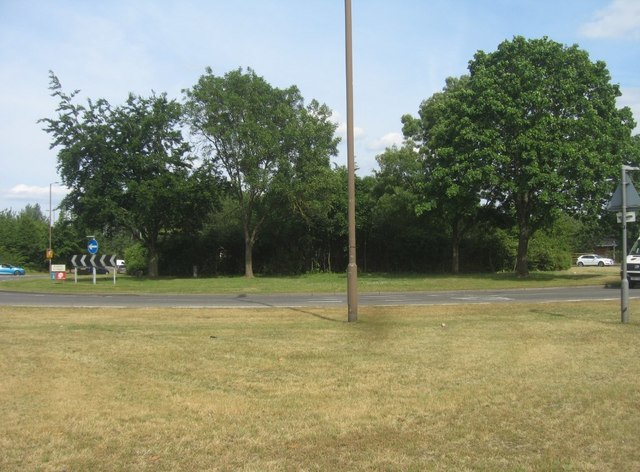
1,302 -> 639,471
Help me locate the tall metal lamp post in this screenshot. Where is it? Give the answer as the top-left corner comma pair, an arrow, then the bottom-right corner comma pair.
345,0 -> 358,321
48,182 -> 59,274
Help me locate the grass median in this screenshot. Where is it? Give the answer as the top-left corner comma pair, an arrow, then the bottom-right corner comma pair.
2,266 -> 621,294
1,300 -> 639,471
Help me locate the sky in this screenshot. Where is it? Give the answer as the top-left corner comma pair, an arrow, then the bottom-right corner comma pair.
1,0 -> 639,213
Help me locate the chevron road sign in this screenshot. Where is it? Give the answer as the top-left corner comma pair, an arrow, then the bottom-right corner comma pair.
70,254 -> 118,268
70,254 -> 119,285
100,254 -> 118,267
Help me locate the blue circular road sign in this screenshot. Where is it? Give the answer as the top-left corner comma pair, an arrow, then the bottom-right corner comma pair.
88,239 -> 99,254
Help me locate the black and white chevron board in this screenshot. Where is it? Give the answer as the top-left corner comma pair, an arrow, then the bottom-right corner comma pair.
70,254 -> 118,268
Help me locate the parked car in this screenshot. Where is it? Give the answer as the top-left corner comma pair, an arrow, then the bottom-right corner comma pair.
576,254 -> 614,267
76,266 -> 110,275
0,263 -> 25,275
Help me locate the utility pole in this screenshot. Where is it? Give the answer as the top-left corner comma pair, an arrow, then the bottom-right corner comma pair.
48,182 -> 59,274
620,165 -> 640,323
345,0 -> 358,321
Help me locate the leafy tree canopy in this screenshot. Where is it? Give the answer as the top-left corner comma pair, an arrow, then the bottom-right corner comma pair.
406,36 -> 636,276
40,72 -> 218,276
184,67 -> 339,277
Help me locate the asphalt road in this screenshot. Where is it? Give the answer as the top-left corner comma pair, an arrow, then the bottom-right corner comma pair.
0,285 -> 632,308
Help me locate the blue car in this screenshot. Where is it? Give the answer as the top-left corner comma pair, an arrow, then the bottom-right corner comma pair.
0,263 -> 25,275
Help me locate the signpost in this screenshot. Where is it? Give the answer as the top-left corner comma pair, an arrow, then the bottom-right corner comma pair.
617,212 -> 636,223
87,238 -> 99,255
51,235 -> 119,286
86,238 -> 99,284
47,249 -> 56,281
69,253 -> 119,285
607,166 -> 640,323
51,264 -> 66,282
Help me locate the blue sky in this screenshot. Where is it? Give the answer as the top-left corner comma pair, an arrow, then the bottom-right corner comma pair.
1,0 -> 639,212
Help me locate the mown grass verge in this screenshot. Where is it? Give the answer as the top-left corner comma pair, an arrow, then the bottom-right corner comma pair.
1,301 -> 639,471
0,266 -> 621,294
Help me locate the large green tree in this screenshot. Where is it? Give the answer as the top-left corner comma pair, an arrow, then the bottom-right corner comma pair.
0,205 -> 48,267
411,37 -> 636,276
184,67 -> 339,277
41,72 -> 216,276
402,75 -> 500,273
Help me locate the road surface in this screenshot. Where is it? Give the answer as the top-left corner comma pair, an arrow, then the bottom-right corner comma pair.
0,285 -> 631,308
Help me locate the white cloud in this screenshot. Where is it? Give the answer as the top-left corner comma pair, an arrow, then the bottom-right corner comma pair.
2,184 -> 68,216
367,132 -> 404,152
335,121 -> 365,141
5,184 -> 68,201
580,0 -> 640,39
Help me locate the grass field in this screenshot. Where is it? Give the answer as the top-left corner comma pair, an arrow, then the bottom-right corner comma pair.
1,300 -> 639,471
1,266 -> 621,294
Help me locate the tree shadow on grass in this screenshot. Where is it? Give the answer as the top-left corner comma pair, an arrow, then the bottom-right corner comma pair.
235,294 -> 344,323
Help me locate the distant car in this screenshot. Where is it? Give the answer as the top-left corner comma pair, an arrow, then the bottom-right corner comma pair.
576,254 -> 614,267
76,266 -> 110,275
0,263 -> 25,275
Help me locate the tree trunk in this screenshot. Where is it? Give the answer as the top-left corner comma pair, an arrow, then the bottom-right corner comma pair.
147,245 -> 159,278
244,228 -> 254,278
451,242 -> 460,274
451,219 -> 461,274
515,213 -> 530,277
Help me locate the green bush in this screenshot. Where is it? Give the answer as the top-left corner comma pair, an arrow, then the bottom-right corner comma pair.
528,233 -> 572,271
124,244 -> 147,276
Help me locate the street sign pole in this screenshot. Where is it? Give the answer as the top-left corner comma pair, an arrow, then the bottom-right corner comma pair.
622,166 -> 629,323
69,253 -> 118,285
619,165 -> 640,323
607,165 -> 640,323
87,238 -> 99,285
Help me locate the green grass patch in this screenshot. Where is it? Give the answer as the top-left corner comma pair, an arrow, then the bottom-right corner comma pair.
1,301 -> 639,471
2,266 -> 620,294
